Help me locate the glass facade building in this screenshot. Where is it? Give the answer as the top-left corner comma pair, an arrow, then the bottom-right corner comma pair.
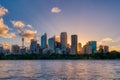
41,33 -> 47,49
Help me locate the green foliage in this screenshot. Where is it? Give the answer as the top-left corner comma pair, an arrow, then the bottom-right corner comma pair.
0,52 -> 120,60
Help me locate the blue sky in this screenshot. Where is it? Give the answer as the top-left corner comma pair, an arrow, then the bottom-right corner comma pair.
0,0 -> 120,51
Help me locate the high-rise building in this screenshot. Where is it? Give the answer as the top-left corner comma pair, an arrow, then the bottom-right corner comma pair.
36,44 -> 40,54
20,48 -> 26,54
54,36 -> 61,54
66,44 -> 71,54
98,45 -> 109,53
48,37 -> 55,53
4,49 -> 10,55
0,45 -> 4,54
81,44 -> 92,54
12,45 -> 20,54
104,46 -> 109,53
41,33 -> 47,49
30,39 -> 37,53
98,45 -> 104,53
60,32 -> 67,54
55,41 -> 62,54
77,43 -> 82,54
71,35 -> 78,54
88,41 -> 97,53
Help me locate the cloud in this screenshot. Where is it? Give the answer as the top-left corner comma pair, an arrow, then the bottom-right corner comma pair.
11,20 -> 37,43
0,5 -> 36,43
2,43 -> 10,49
26,24 -> 33,29
110,45 -> 120,52
0,6 -> 8,17
98,37 -> 120,51
101,37 -> 113,42
97,37 -> 113,46
11,21 -> 25,29
20,30 -> 37,42
0,18 -> 16,38
5,33 -> 16,38
11,21 -> 33,30
0,6 -> 15,38
51,7 -> 61,13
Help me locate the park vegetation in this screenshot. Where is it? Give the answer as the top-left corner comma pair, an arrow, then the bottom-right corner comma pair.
0,51 -> 120,60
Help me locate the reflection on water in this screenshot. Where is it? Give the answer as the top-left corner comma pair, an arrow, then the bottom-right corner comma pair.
0,60 -> 120,80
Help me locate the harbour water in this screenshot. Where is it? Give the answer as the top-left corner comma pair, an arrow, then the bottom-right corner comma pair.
0,60 -> 120,80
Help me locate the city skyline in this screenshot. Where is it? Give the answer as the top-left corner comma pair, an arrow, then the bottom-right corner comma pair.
0,0 -> 120,51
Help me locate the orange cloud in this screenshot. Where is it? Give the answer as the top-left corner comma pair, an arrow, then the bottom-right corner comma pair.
11,20 -> 37,42
110,45 -> 120,52
2,43 -> 10,49
20,30 -> 37,43
97,37 -> 113,46
101,37 -> 113,42
0,18 -> 16,38
0,6 -> 8,17
11,21 -> 25,29
51,7 -> 61,13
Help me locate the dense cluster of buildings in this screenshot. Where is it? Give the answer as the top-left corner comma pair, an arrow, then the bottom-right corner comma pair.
0,32 -> 109,55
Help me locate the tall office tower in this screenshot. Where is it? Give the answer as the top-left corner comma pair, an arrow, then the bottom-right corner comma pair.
20,48 -> 26,54
98,45 -> 104,53
55,36 -> 62,54
71,35 -> 78,54
77,43 -> 82,54
12,45 -> 20,54
36,43 -> 40,54
81,44 -> 92,54
104,46 -> 109,53
0,45 -> 4,54
48,37 -> 55,53
41,33 -> 47,49
88,41 -> 97,53
60,32 -> 67,54
66,44 -> 71,54
85,45 -> 92,54
4,49 -> 10,55
55,41 -> 61,54
30,39 -> 37,54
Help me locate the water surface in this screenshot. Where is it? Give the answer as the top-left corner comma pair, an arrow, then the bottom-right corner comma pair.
0,60 -> 120,80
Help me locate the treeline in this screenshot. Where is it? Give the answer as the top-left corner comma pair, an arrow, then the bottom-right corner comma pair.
0,52 -> 120,60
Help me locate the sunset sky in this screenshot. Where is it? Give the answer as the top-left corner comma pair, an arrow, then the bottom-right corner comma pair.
0,0 -> 120,51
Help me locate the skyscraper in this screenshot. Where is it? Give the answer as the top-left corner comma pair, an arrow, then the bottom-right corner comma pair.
20,48 -> 26,54
48,37 -> 55,53
98,45 -> 104,53
81,44 -> 92,54
103,46 -> 109,53
36,44 -> 40,54
41,33 -> 47,49
12,45 -> 20,54
60,32 -> 67,54
88,41 -> 97,53
30,39 -> 37,54
71,35 -> 78,54
98,45 -> 109,53
53,36 -> 61,54
77,43 -> 82,54
55,42 -> 61,54
0,45 -> 4,54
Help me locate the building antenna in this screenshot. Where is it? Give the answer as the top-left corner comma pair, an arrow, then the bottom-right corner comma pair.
22,37 -> 24,49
